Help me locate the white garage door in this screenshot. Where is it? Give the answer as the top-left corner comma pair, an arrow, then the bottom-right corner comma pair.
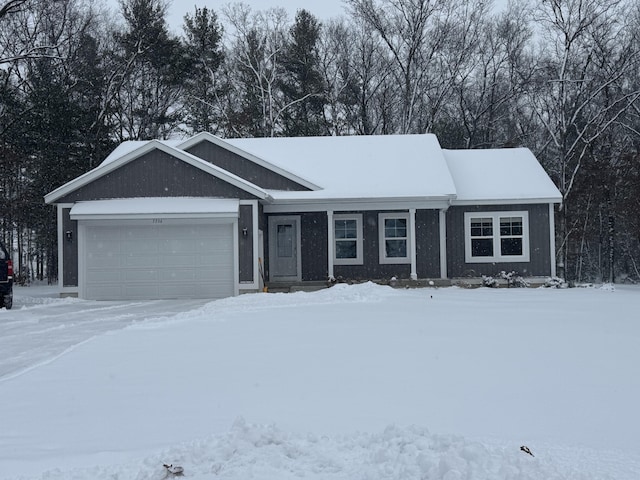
82,222 -> 235,300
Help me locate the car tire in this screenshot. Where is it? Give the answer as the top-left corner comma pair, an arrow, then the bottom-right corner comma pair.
2,294 -> 11,310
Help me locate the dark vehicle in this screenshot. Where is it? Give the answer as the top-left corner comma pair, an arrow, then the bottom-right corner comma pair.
0,241 -> 13,310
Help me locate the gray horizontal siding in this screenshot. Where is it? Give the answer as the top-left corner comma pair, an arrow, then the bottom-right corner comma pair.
186,141 -> 311,191
56,150 -> 259,203
280,209 -> 442,282
446,204 -> 552,278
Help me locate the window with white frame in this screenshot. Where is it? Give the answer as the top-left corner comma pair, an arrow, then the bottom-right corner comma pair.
334,214 -> 363,265
379,212 -> 411,264
464,211 -> 530,263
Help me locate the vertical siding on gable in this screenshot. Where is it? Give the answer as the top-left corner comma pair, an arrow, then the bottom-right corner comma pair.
446,204 -> 552,278
239,204 -> 254,283
62,208 -> 78,287
186,141 -> 311,191
56,150 -> 260,203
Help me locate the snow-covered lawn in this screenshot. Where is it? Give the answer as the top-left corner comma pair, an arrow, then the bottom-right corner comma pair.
1,283 -> 639,479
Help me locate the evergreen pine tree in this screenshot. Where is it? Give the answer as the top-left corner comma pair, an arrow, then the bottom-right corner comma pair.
280,9 -> 326,137
182,6 -> 225,134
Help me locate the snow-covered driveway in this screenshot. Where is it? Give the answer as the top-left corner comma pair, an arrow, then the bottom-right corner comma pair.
1,283 -> 640,479
0,286 -> 210,380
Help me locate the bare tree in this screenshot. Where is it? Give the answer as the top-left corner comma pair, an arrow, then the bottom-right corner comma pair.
449,1 -> 535,148
530,0 -> 640,279
346,0 -> 489,134
222,4 -> 289,137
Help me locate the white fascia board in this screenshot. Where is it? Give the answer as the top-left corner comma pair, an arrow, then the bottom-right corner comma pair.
263,196 -> 454,213
45,140 -> 271,204
177,132 -> 322,191
450,197 -> 562,206
70,212 -> 238,221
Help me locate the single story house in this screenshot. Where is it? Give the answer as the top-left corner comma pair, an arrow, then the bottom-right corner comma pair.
44,133 -> 562,300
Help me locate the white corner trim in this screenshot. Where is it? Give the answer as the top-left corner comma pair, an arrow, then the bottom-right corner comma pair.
439,209 -> 448,279
327,211 -> 334,279
549,203 -> 557,277
232,218 -> 240,297
409,209 -> 417,280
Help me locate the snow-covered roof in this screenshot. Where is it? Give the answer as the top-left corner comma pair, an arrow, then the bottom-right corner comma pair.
100,140 -> 181,166
70,197 -> 239,220
177,133 -> 322,191
226,134 -> 457,202
444,148 -> 562,204
45,133 -> 562,207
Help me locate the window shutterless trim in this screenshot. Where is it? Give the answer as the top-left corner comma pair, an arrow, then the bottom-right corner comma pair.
333,213 -> 363,265
378,212 -> 411,264
464,211 -> 530,263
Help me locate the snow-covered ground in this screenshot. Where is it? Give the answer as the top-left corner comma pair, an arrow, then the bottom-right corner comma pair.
1,283 -> 639,479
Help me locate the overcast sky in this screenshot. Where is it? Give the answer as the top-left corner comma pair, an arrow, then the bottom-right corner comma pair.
105,1 -> 508,34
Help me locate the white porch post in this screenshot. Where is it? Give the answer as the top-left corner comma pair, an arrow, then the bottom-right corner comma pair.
409,208 -> 417,280
439,209 -> 447,279
549,203 -> 557,277
327,210 -> 334,279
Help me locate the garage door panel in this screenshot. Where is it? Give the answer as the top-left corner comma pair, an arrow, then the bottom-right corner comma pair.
86,242 -> 119,256
85,285 -> 122,300
126,254 -> 163,268
163,255 -> 199,267
86,270 -> 121,283
87,254 -> 119,268
123,269 -> 160,282
160,236 -> 196,247
122,240 -> 159,254
127,285 -> 159,298
82,222 -> 235,300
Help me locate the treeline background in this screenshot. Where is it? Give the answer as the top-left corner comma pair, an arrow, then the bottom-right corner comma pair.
1,0 -> 640,285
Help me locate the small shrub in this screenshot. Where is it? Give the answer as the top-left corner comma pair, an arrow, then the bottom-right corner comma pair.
483,271 -> 530,288
544,276 -> 568,289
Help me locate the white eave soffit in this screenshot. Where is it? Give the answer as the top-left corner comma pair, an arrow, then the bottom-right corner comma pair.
262,196 -> 455,213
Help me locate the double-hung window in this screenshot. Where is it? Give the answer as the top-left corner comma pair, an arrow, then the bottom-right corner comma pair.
464,211 -> 530,263
379,212 -> 411,264
334,214 -> 363,265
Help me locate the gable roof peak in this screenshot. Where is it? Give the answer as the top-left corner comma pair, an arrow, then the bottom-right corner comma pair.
177,132 -> 321,191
